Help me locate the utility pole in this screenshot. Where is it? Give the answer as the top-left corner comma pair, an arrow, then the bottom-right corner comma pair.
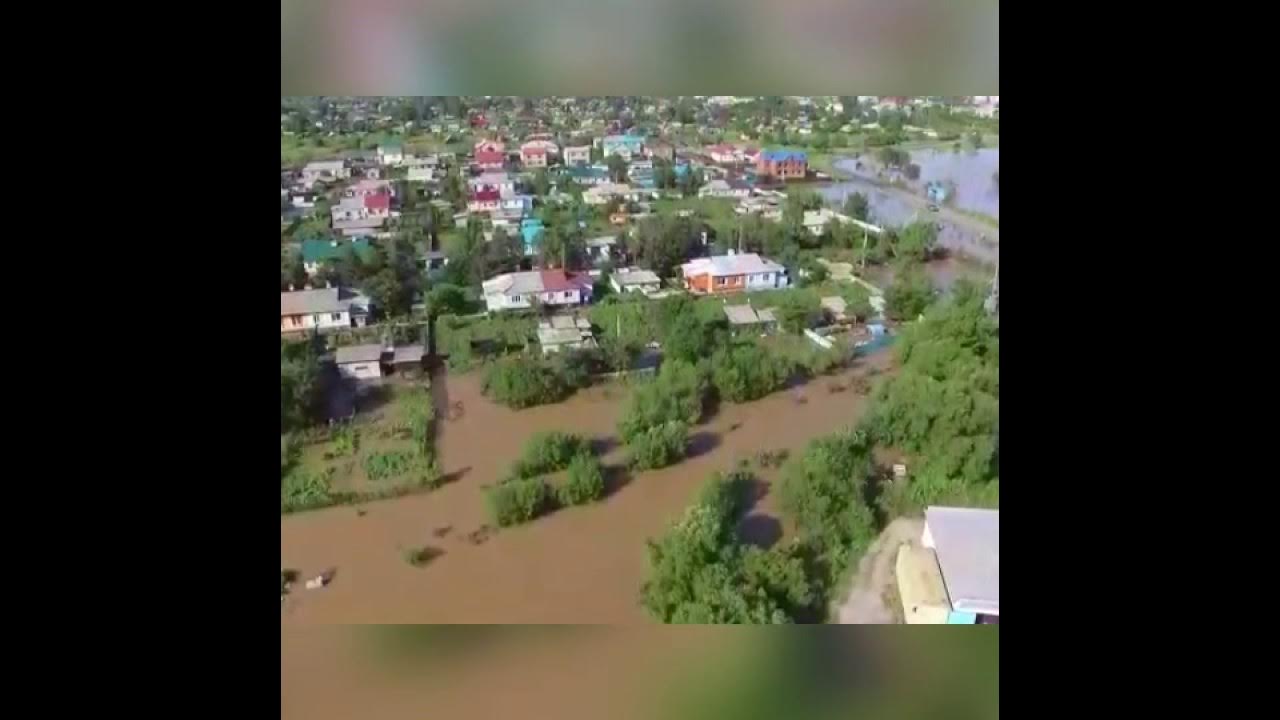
860,227 -> 868,271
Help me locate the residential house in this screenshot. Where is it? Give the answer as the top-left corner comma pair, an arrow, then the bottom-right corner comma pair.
537,315 -> 596,354
335,344 -> 386,380
521,143 -> 549,168
564,165 -> 609,187
474,139 -> 506,154
468,187 -> 501,213
698,179 -> 751,199
406,156 -> 437,182
602,134 -> 644,159
802,208 -> 855,236
300,160 -> 350,187
736,195 -> 783,221
520,218 -> 545,256
280,286 -> 369,334
563,145 -> 591,166
680,252 -> 789,294
756,150 -> 808,180
481,270 -> 594,312
331,188 -> 392,237
468,172 -> 515,197
648,142 -> 675,161
300,238 -> 373,276
706,144 -> 739,164
377,142 -> 404,166
473,149 -> 506,171
610,268 -> 661,295
585,236 -> 617,264
896,507 -> 999,624
495,193 -> 534,222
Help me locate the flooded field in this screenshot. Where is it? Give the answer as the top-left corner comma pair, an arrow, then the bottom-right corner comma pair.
281,352 -> 895,624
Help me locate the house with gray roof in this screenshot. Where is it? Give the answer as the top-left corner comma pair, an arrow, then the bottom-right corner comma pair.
280,286 -> 370,334
896,506 -> 999,624
334,344 -> 386,380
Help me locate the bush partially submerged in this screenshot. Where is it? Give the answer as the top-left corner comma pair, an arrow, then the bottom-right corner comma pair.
481,356 -> 574,409
618,360 -> 708,442
486,477 -> 554,527
709,344 -> 790,403
628,420 -> 689,470
512,431 -> 588,479
558,452 -> 605,506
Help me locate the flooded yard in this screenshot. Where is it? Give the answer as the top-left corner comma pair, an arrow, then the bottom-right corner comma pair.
281,352 -> 895,624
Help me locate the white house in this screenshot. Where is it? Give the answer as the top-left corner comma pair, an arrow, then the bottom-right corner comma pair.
335,344 -> 386,380
280,287 -> 362,334
698,179 -> 751,199
468,172 -> 515,197
377,144 -> 405,166
300,160 -> 349,187
481,270 -> 594,313
610,268 -> 662,295
563,145 -> 591,166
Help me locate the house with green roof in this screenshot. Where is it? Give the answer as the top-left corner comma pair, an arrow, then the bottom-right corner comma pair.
377,139 -> 405,166
301,237 -> 374,276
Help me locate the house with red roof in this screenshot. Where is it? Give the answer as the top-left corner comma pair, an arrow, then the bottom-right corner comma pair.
473,150 -> 505,171
467,187 -> 502,213
521,144 -> 549,168
481,270 -> 595,312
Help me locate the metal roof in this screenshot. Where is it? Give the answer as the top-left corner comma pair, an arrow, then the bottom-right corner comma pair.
925,507 -> 999,615
335,344 -> 385,364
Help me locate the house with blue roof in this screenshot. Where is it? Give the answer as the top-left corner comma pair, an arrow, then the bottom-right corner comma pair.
521,218 -> 545,256
756,149 -> 808,180
926,181 -> 950,204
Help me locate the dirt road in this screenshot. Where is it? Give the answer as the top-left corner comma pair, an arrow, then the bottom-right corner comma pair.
834,517 -> 924,624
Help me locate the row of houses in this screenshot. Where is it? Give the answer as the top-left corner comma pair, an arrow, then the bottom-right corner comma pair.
478,251 -> 788,313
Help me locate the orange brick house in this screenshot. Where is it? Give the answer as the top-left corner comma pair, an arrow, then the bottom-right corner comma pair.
756,149 -> 808,180
680,252 -> 789,295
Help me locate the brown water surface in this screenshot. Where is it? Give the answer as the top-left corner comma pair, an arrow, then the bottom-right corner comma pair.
280,353 -> 893,624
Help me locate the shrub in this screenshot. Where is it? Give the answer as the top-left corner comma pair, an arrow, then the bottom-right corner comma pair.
486,477 -> 555,527
403,546 -> 444,568
512,431 -> 588,479
618,360 -> 708,442
558,452 -> 606,506
640,469 -> 817,624
709,344 -> 790,403
281,468 -> 335,511
364,450 -> 416,481
481,356 -> 573,409
326,426 -> 359,459
281,434 -> 300,478
628,420 -> 689,470
779,430 -> 879,589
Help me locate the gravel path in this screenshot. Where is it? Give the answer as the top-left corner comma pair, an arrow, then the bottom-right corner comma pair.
834,518 -> 925,624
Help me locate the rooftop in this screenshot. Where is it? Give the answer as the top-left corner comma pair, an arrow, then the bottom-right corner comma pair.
281,287 -> 348,316
682,253 -> 786,278
335,344 -> 385,364
924,506 -> 999,615
724,304 -> 761,325
761,149 -> 808,163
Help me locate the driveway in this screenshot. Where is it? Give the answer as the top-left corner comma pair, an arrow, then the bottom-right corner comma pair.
834,517 -> 925,624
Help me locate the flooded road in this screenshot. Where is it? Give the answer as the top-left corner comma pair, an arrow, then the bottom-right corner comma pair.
818,149 -> 999,265
281,353 -> 894,624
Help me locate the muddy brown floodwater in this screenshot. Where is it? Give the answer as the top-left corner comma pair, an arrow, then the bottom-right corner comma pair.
281,352 -> 895,624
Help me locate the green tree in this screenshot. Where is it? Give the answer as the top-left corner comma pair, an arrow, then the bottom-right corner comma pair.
280,247 -> 308,291
531,169 -> 551,196
558,452 -> 605,506
884,265 -> 936,321
709,344 -> 790,403
894,222 -> 938,264
839,283 -> 876,321
607,153 -> 629,182
280,336 -> 326,433
627,419 -> 689,470
842,192 -> 870,222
